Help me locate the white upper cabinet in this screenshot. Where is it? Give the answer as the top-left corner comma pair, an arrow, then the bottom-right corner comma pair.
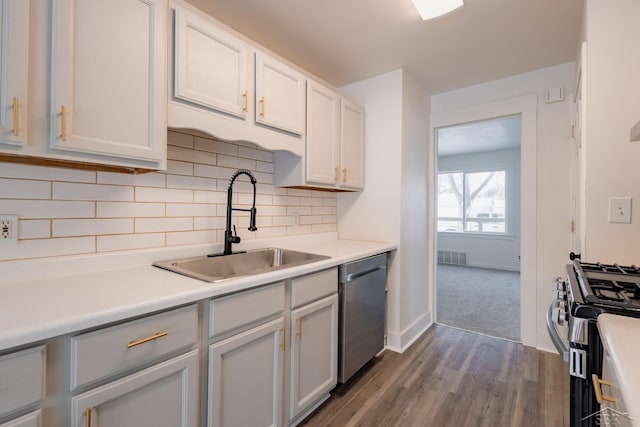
305,81 -> 340,186
255,52 -> 305,135
49,0 -> 167,165
0,0 -> 29,147
339,98 -> 365,190
173,6 -> 249,118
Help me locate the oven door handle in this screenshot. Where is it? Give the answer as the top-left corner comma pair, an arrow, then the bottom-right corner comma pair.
546,302 -> 569,362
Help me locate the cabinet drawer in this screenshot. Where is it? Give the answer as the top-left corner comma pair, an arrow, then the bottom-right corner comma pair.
291,268 -> 337,308
0,346 -> 45,417
0,410 -> 42,427
71,304 -> 197,390
210,282 -> 284,338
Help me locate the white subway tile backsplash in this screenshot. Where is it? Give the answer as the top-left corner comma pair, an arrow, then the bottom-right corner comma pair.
135,187 -> 193,203
217,154 -> 256,170
53,219 -> 133,237
166,160 -> 194,176
97,202 -> 165,218
0,163 -> 96,183
135,217 -> 193,233
0,132 -> 337,261
53,182 -> 134,201
238,146 -> 272,162
19,220 -> 51,239
0,237 -> 95,261
168,131 -> 194,148
167,174 -> 217,191
0,178 -> 51,199
97,171 -> 166,187
97,233 -> 165,252
195,137 -> 239,156
0,200 -> 95,219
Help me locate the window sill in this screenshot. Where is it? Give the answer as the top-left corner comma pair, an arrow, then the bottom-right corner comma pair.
437,231 -> 516,241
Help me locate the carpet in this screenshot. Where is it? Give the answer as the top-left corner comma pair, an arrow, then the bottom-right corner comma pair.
436,264 -> 521,341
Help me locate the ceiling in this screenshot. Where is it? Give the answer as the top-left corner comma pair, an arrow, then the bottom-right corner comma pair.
437,115 -> 521,157
186,0 -> 585,94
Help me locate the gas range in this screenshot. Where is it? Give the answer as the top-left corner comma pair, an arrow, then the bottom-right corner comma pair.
547,257 -> 640,426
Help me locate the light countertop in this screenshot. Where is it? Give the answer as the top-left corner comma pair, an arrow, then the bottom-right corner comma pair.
0,233 -> 396,351
597,313 -> 640,426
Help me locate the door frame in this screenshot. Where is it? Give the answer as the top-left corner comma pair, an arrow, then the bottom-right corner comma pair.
428,94 -> 537,347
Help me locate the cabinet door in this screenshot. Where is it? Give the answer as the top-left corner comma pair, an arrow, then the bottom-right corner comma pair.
50,0 -> 167,163
255,52 -> 305,135
305,81 -> 339,187
174,6 -> 249,118
340,98 -> 365,190
289,294 -> 338,421
70,350 -> 198,427
208,317 -> 284,427
0,410 -> 41,427
0,0 -> 29,147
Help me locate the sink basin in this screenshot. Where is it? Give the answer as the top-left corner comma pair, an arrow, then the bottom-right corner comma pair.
153,248 -> 330,283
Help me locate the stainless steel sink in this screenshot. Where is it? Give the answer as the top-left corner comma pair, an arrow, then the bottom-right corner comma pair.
153,248 -> 330,283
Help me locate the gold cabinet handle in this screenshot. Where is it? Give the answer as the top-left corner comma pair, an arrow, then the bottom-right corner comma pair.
280,326 -> 286,351
342,168 -> 347,183
85,407 -> 92,427
334,167 -> 339,183
13,97 -> 19,136
243,91 -> 248,112
260,97 -> 265,117
127,331 -> 168,348
61,105 -> 67,141
296,316 -> 302,339
592,374 -> 617,404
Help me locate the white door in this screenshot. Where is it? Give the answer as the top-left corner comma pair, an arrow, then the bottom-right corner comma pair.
572,42 -> 587,257
208,318 -> 284,427
255,52 -> 305,135
71,351 -> 198,427
173,6 -> 249,118
0,0 -> 29,147
50,0 -> 167,163
339,98 -> 365,190
306,81 -> 339,186
289,294 -> 338,421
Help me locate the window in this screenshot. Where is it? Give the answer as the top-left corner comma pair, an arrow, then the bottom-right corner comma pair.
437,170 -> 506,233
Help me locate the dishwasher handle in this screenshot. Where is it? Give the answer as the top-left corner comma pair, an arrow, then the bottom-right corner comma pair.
339,253 -> 388,283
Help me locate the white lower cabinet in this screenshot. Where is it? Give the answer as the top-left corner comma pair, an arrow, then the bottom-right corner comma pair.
71,350 -> 199,427
208,317 -> 284,427
0,411 -> 42,427
288,294 -> 338,422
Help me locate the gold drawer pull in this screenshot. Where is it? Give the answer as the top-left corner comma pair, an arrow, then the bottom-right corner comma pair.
334,167 -> 339,183
85,407 -> 92,427
243,91 -> 248,112
13,97 -> 19,136
61,105 -> 67,141
127,331 -> 168,348
592,374 -> 617,404
296,316 -> 302,339
280,326 -> 286,351
260,97 -> 265,117
342,168 -> 347,183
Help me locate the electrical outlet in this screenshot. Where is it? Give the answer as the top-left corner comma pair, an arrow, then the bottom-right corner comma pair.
0,214 -> 18,244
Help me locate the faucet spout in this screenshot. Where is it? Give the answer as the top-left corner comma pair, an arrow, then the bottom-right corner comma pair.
221,169 -> 258,256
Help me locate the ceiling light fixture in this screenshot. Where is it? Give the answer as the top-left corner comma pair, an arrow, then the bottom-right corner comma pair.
411,0 -> 464,21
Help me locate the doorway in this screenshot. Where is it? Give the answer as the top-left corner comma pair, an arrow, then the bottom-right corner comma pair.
428,94 -> 537,347
435,116 -> 521,341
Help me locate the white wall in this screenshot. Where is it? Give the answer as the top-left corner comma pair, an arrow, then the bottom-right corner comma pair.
338,69 -> 431,352
432,62 -> 575,350
582,0 -> 640,263
437,148 -> 521,271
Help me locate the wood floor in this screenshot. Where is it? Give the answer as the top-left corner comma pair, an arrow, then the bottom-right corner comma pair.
302,325 -> 569,427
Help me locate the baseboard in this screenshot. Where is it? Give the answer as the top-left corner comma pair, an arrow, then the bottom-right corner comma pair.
386,311 -> 432,353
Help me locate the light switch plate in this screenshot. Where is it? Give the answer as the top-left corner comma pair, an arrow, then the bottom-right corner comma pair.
608,197 -> 632,223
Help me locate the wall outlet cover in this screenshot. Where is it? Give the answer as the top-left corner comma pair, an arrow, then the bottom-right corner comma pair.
0,214 -> 19,244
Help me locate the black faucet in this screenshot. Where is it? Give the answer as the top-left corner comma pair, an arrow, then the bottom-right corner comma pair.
211,169 -> 258,256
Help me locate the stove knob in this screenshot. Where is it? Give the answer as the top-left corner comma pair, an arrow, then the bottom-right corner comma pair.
564,312 -> 570,322
558,313 -> 565,325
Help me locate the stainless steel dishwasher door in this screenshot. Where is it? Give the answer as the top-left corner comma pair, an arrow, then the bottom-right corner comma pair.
338,253 -> 387,384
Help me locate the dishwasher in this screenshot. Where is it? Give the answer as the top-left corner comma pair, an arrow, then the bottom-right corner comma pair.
338,252 -> 387,384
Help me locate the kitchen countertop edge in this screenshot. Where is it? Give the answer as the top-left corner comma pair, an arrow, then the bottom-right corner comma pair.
0,237 -> 397,352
